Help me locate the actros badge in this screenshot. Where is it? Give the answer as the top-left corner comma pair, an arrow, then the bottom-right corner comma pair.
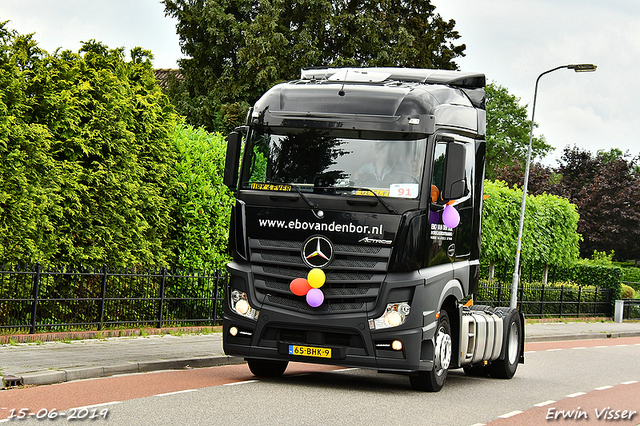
302,236 -> 333,268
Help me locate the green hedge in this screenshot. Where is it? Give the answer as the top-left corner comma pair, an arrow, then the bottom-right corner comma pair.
172,124 -> 233,271
481,181 -> 580,268
620,267 -> 640,288
555,260 -> 622,304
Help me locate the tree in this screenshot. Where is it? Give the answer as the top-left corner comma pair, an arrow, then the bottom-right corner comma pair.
494,159 -> 558,196
552,145 -> 600,200
162,0 -> 466,132
0,24 -> 178,265
552,146 -> 640,261
485,83 -> 552,180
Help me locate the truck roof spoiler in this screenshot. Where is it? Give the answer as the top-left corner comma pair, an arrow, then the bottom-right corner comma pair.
300,67 -> 485,89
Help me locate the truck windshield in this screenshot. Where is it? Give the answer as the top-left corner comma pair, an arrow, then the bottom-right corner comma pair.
241,128 -> 427,199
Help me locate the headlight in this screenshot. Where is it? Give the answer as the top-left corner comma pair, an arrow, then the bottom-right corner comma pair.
369,302 -> 411,330
230,289 -> 259,320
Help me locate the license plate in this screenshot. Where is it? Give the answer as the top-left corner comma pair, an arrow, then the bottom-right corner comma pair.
288,345 -> 332,358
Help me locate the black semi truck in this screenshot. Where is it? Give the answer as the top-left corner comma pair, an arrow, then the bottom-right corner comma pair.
222,67 -> 524,391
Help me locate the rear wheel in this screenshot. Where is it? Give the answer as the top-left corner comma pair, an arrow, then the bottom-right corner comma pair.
410,310 -> 451,392
489,310 -> 522,379
247,358 -> 289,377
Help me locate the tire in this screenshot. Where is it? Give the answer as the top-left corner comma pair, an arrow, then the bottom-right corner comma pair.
247,358 -> 289,377
488,309 -> 522,379
410,310 -> 452,392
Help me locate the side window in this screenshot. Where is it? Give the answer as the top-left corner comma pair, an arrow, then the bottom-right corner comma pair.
430,142 -> 447,205
430,140 -> 471,205
242,133 -> 269,185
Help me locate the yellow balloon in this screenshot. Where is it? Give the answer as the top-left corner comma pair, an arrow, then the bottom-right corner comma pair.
307,268 -> 326,288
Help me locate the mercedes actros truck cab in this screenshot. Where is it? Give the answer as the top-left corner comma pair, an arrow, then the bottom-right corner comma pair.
222,67 -> 524,391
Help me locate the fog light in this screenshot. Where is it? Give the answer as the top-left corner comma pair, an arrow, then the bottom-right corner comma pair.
229,326 -> 238,336
391,340 -> 403,351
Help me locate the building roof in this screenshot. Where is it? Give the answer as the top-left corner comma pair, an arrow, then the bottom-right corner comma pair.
153,68 -> 183,90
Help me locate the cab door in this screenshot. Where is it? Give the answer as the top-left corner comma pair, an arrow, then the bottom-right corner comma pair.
426,137 -> 471,266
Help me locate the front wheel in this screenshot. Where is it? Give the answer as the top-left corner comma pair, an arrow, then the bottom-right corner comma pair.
247,358 -> 289,377
410,310 -> 452,392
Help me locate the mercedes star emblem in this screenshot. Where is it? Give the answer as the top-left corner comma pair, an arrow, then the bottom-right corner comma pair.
302,236 -> 333,268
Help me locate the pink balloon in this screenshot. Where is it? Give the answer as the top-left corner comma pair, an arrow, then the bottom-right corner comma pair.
306,288 -> 324,307
442,204 -> 460,228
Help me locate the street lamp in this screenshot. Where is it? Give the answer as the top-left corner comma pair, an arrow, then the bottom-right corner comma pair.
510,63 -> 597,309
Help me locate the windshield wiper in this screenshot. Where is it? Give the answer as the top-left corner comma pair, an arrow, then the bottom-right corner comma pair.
338,187 -> 397,214
257,181 -> 325,219
290,185 -> 324,219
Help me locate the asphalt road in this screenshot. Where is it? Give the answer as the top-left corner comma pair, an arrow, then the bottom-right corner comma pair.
2,337 -> 639,426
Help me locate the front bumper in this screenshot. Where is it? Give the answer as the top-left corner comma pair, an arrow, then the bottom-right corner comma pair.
223,304 -> 436,373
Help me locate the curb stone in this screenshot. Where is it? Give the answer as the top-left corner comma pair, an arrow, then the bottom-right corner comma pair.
4,355 -> 245,388
525,330 -> 640,343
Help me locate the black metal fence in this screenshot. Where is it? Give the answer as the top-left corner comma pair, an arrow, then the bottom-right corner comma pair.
474,280 -> 613,318
0,263 -> 619,335
0,263 -> 226,334
619,299 -> 640,320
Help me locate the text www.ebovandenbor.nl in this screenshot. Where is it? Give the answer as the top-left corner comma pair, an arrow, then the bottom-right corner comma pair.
258,218 -> 383,236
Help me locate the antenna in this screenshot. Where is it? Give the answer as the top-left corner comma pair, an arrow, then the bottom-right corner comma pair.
338,69 -> 348,96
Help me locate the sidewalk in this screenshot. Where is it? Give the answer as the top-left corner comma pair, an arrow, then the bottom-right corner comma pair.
1,333 -> 241,387
2,321 -> 640,387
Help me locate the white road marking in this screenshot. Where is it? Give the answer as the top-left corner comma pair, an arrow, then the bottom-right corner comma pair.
498,411 -> 523,418
155,389 -> 197,397
595,385 -> 613,390
223,380 -> 258,386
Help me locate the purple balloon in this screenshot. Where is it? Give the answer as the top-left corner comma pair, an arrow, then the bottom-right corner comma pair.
306,288 -> 324,307
442,204 -> 460,228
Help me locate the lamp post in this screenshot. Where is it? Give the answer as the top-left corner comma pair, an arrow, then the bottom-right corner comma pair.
510,63 -> 597,309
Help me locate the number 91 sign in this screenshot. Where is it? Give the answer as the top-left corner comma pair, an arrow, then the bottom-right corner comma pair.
390,183 -> 419,199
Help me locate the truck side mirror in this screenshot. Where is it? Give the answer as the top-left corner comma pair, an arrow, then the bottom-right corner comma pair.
442,142 -> 468,200
223,132 -> 242,191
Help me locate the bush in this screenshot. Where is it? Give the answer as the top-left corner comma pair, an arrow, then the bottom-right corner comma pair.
621,284 -> 635,299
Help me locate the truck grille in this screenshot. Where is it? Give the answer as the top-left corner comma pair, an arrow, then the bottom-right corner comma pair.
249,238 -> 391,313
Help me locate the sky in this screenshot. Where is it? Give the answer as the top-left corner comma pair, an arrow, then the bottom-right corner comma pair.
2,0 -> 639,166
